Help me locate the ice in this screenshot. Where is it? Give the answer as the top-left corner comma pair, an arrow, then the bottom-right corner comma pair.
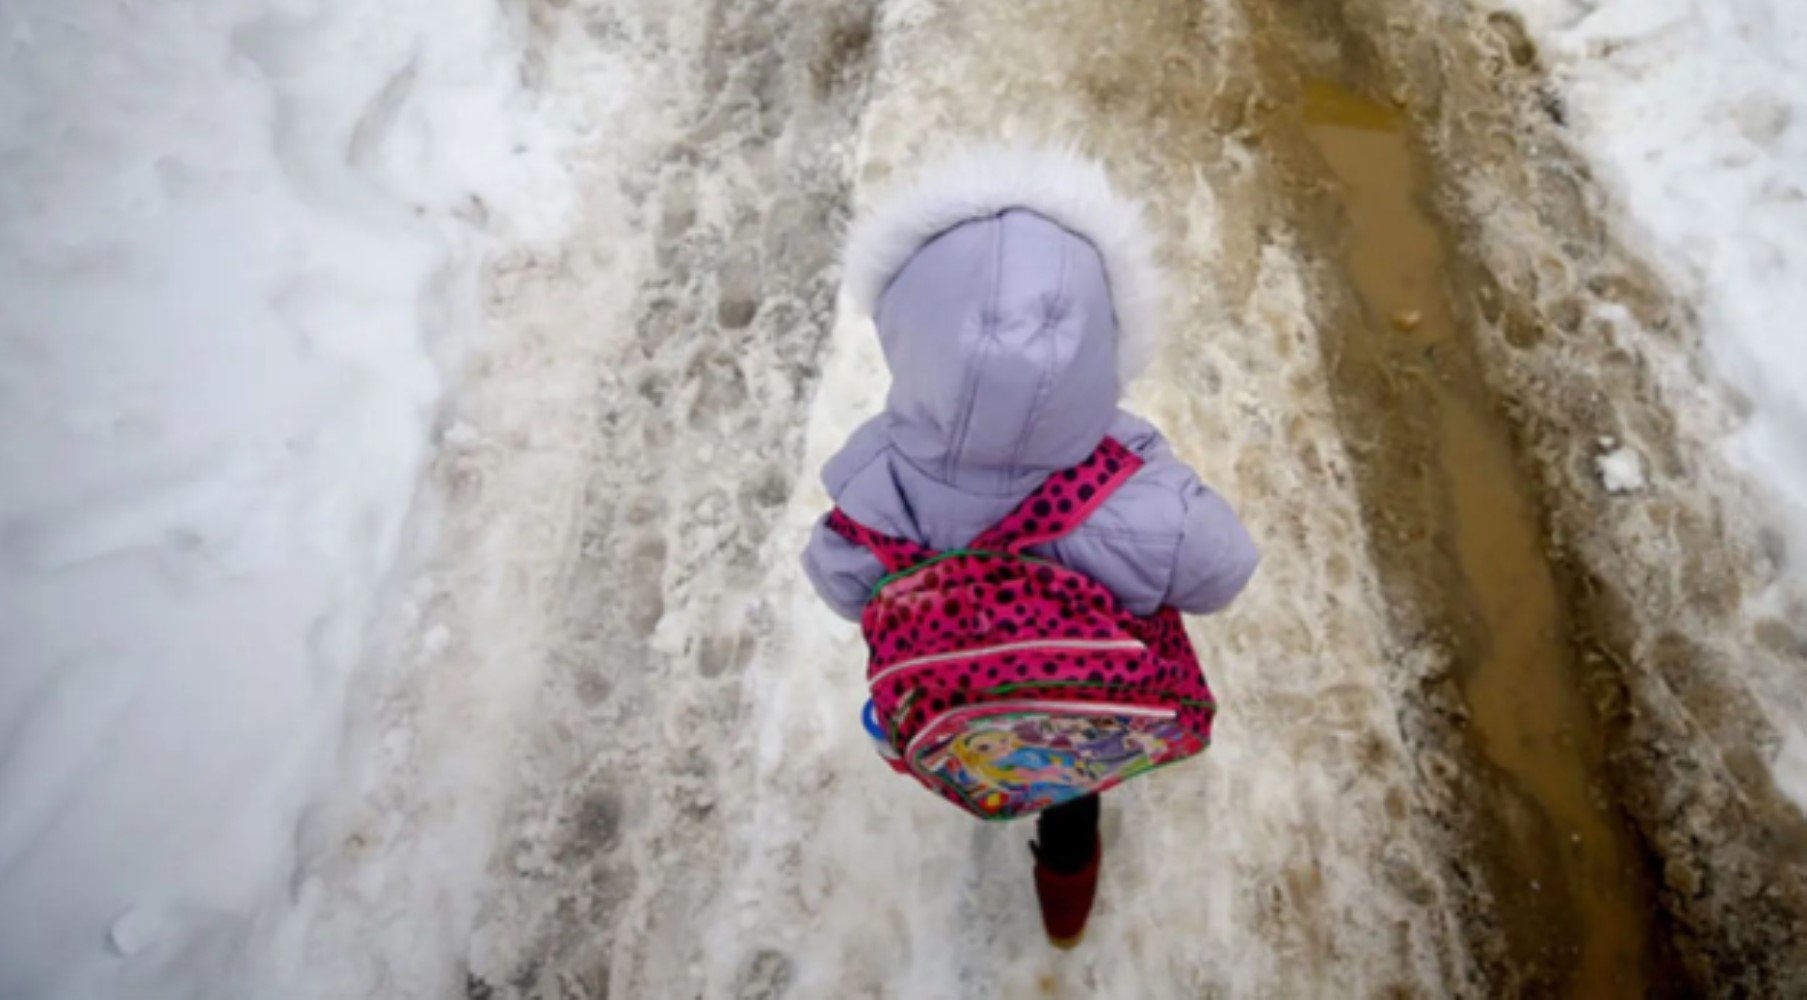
1777,729 -> 1807,815
1597,446 -> 1647,494
0,0 -> 572,997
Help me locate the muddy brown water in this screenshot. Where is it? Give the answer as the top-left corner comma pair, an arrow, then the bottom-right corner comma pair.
1298,79 -> 1667,995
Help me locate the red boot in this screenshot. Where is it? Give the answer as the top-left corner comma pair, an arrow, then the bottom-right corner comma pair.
1032,838 -> 1101,948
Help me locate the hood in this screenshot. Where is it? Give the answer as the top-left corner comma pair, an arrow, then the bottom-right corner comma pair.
840,145 -> 1163,494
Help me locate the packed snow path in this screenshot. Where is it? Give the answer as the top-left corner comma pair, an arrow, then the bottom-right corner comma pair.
306,2 -> 1464,993
292,1 -> 1807,995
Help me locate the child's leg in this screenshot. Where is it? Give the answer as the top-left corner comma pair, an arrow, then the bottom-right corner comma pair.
1034,794 -> 1100,873
1031,794 -> 1103,946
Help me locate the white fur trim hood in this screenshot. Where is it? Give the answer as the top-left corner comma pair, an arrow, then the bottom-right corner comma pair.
840,144 -> 1164,386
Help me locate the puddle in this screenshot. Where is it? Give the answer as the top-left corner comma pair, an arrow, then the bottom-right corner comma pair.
1299,79 -> 1663,996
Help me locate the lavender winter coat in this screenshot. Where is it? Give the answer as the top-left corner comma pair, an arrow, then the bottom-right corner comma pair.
805,178 -> 1257,618
802,151 -> 1258,622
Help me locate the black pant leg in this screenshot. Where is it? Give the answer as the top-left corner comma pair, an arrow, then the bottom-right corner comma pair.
1035,794 -> 1100,873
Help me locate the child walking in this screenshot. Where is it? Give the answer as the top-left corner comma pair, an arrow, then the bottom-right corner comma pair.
802,145 -> 1259,946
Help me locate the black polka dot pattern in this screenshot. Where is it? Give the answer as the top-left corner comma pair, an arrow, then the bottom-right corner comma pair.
825,437 -> 1218,818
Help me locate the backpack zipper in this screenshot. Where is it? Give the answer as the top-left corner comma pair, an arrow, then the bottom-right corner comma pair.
867,638 -> 1146,689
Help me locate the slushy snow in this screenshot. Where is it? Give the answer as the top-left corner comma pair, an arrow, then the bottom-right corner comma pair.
4,0 -> 1807,996
0,1 -> 571,997
1504,0 -> 1807,563
1500,0 -> 1807,820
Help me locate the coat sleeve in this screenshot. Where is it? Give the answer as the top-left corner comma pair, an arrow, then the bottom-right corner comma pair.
800,513 -> 885,621
1164,475 -> 1260,615
1061,412 -> 1259,616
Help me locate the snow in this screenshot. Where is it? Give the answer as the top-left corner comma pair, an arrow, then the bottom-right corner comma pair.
1500,0 -> 1807,824
9,0 -> 1807,993
1502,0 -> 1807,569
267,1 -> 1484,992
1777,728 -> 1807,818
1596,444 -> 1647,493
0,1 -> 572,997
641,4 -> 1473,992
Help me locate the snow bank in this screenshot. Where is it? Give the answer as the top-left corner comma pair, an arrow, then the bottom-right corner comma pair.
1498,0 -> 1807,811
1502,0 -> 1807,560
0,2 -> 570,996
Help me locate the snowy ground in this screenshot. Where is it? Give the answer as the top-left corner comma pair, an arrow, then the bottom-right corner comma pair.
1511,0 -> 1807,568
0,2 -> 571,997
1504,0 -> 1807,815
3,0 -> 1807,998
1330,0 -> 1807,985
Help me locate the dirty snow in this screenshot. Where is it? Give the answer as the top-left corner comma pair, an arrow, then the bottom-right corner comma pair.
0,1 -> 571,997
1501,0 -> 1807,832
1503,0 -> 1807,568
7,0 -> 1807,997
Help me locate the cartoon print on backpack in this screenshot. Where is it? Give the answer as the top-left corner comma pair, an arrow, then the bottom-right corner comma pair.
947,728 -> 1091,802
828,434 -> 1221,820
918,708 -> 1204,816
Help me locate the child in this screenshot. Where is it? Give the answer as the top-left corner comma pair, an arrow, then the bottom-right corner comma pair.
802,145 -> 1259,945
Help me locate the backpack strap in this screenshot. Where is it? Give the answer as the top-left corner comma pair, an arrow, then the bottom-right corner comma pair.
969,437 -> 1144,554
825,508 -> 937,574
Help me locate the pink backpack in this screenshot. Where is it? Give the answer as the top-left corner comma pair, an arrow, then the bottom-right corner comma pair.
828,437 -> 1217,820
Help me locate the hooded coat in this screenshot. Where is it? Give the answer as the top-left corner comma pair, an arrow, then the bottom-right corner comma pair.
802,146 -> 1258,622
